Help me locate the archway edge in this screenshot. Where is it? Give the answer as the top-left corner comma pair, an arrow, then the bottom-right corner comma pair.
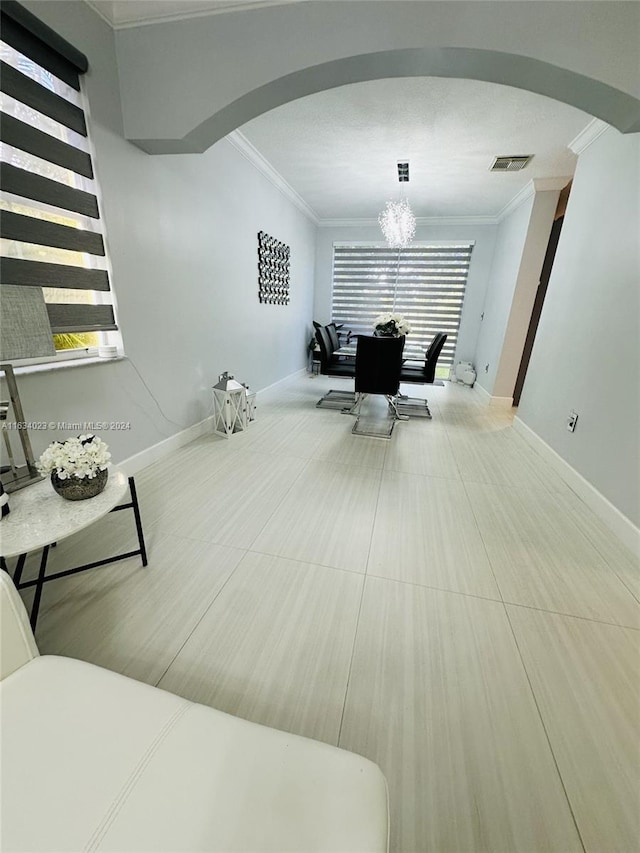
131,47 -> 640,155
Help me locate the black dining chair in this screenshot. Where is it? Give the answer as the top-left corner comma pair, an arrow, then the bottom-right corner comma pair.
349,335 -> 407,437
314,325 -> 357,409
313,321 -> 352,350
315,326 -> 355,377
326,323 -> 341,352
399,332 -> 448,384
395,332 -> 447,419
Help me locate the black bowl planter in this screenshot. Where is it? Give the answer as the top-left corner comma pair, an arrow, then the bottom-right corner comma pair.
51,468 -> 108,501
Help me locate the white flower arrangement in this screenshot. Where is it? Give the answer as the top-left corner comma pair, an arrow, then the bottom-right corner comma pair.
37,434 -> 111,480
372,312 -> 411,336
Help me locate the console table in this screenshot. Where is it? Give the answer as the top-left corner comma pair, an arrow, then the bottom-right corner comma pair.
0,469 -> 147,631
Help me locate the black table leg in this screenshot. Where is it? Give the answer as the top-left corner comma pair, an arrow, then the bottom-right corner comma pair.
1,554 -> 27,584
128,477 -> 148,567
30,544 -> 50,631
8,475 -> 148,631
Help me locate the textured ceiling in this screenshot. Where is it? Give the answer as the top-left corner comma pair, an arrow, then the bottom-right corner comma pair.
239,77 -> 591,220
86,2 -> 592,219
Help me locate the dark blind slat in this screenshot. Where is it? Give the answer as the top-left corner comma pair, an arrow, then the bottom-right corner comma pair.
0,210 -> 105,255
1,257 -> 110,291
0,162 -> 99,217
0,62 -> 87,135
46,303 -> 116,334
1,11 -> 79,90
1,5 -> 86,89
0,114 -> 93,178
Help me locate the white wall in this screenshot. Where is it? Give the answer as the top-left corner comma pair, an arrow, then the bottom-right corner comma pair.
475,189 -> 559,399
13,1 -> 317,466
492,190 -> 559,398
517,128 -> 640,527
474,197 -> 535,395
314,223 -> 497,365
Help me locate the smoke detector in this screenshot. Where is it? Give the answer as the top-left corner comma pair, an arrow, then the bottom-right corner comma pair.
490,155 -> 533,172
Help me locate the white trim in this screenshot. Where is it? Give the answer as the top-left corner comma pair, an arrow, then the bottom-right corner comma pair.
495,181 -> 535,222
80,76 -> 125,358
117,415 -> 215,476
488,395 -> 514,408
115,365 -> 307,474
11,356 -> 126,376
494,177 -> 571,224
85,1 -> 301,30
226,131 -> 320,225
473,382 -> 491,403
513,416 -> 640,556
257,366 -> 308,397
569,119 -> 610,155
84,1 -> 113,26
473,382 -> 513,407
319,215 -> 499,228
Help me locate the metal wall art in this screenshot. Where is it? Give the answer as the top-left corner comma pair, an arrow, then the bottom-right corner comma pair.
257,231 -> 290,305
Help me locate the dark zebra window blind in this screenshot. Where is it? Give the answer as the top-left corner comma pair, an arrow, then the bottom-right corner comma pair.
331,243 -> 474,367
0,1 -> 116,358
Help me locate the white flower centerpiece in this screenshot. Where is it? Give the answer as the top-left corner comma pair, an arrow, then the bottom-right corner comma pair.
372,313 -> 411,337
38,434 -> 111,501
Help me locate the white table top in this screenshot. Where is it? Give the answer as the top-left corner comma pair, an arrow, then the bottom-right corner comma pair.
0,469 -> 129,559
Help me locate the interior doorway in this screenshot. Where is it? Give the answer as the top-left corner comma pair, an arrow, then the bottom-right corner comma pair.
512,183 -> 571,406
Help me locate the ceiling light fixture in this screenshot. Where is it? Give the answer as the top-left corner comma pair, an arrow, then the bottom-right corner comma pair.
379,161 -> 416,248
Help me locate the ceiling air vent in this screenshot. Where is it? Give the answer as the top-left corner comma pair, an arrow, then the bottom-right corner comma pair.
490,155 -> 532,172
397,161 -> 410,182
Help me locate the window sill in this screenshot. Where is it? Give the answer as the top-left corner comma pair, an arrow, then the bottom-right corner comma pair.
11,356 -> 125,376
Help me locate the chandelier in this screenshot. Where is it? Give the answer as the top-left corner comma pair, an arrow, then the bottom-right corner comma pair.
378,161 -> 416,248
378,199 -> 416,249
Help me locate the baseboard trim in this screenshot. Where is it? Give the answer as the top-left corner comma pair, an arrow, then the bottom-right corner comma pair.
489,395 -> 514,408
257,366 -> 308,396
474,383 -> 490,402
116,366 -> 307,475
474,383 -> 514,408
118,416 -> 214,476
513,416 -> 640,556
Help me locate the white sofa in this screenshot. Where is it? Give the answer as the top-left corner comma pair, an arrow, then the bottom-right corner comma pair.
0,572 -> 388,852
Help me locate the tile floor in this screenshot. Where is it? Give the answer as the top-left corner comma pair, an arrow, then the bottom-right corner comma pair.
19,375 -> 640,853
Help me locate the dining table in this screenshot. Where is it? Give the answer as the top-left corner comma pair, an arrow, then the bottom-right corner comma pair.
334,342 -> 426,362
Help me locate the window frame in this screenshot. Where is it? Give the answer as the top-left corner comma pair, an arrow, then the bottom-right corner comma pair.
330,240 -> 475,368
0,4 -> 121,367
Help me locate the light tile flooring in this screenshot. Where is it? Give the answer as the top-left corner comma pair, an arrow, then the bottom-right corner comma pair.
17,375 -> 640,853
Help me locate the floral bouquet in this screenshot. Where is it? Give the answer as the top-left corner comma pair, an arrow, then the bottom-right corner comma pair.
38,434 -> 111,480
372,312 -> 411,337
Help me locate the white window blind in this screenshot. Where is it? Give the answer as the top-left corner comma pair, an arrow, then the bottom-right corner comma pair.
331,243 -> 474,366
0,2 -> 118,360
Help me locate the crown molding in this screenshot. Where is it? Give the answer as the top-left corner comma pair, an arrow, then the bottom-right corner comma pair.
318,215 -> 499,228
495,181 -> 535,221
85,0 -> 301,30
569,119 -> 610,155
226,131 -> 320,225
496,175 -> 573,222
85,1 -> 115,26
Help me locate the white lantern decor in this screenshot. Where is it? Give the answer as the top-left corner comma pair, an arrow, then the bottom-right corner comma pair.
212,372 -> 248,438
